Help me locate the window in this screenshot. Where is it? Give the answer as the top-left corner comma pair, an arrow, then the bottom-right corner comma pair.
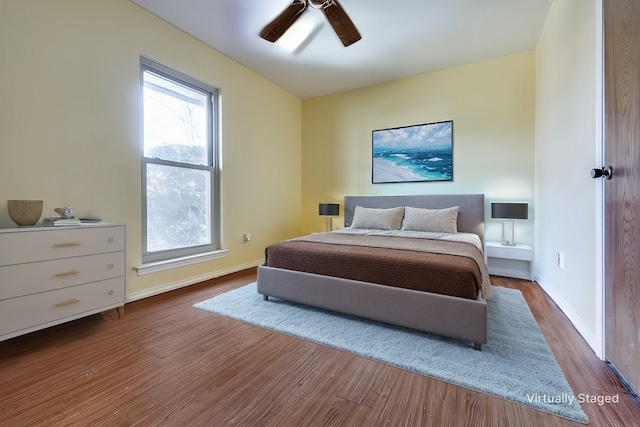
141,58 -> 219,264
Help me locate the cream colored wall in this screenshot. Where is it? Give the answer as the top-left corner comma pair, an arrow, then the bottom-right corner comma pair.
535,0 -> 601,353
301,53 -> 536,244
0,0 -> 302,297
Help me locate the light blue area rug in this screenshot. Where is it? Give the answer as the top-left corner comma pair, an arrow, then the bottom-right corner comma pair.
194,283 -> 588,423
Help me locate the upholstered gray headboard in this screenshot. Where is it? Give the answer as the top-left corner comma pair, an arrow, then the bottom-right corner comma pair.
344,194 -> 485,242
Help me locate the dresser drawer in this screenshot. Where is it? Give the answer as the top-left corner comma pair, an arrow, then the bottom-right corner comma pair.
0,252 -> 124,300
0,225 -> 124,266
0,278 -> 124,336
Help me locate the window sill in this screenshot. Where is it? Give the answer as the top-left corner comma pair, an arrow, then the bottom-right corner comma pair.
134,249 -> 229,276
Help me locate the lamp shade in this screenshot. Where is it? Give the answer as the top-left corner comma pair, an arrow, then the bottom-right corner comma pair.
319,203 -> 339,216
491,203 -> 528,220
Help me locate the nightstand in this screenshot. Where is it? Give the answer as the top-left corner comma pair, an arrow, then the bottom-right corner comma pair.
484,241 -> 533,281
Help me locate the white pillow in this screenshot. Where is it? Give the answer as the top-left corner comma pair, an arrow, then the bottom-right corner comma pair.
351,206 -> 405,230
401,206 -> 459,233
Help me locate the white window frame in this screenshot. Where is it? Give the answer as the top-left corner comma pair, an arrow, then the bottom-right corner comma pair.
140,57 -> 221,266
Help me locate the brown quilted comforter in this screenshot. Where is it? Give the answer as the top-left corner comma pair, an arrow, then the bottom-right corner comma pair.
264,232 -> 492,300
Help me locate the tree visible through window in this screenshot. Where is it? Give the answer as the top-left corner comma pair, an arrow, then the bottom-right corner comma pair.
141,58 -> 218,263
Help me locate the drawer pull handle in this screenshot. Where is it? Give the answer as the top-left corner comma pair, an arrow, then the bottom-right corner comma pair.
55,270 -> 80,277
54,242 -> 80,247
55,298 -> 80,307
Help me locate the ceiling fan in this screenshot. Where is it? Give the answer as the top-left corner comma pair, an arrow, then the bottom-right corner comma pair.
260,0 -> 361,47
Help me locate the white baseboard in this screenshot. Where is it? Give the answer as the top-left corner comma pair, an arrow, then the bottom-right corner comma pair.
126,259 -> 263,303
488,267 -> 532,281
534,274 -> 601,358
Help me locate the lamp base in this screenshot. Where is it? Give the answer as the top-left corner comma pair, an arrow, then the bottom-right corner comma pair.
501,219 -> 516,246
325,217 -> 333,232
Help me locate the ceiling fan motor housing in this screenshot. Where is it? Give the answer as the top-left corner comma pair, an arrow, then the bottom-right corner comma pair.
308,0 -> 335,9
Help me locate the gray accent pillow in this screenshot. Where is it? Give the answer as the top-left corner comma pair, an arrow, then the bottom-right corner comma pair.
351,206 -> 405,230
401,206 -> 459,233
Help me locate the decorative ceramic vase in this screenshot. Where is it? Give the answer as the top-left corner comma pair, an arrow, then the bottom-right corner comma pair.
7,200 -> 44,226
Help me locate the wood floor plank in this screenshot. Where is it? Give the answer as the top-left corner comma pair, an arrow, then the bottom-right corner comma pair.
1,270 -> 639,426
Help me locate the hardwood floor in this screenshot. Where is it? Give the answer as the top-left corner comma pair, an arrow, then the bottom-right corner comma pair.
1,270 -> 639,426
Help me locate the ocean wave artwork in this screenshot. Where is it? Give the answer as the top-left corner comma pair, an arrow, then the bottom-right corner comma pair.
372,121 -> 453,183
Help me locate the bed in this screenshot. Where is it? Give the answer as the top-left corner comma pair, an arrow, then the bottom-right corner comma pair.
256,194 -> 491,350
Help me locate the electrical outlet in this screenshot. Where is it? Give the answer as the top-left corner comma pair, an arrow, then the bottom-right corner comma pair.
242,232 -> 252,243
557,251 -> 565,270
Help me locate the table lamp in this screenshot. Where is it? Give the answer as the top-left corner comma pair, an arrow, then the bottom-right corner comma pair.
491,202 -> 528,246
319,203 -> 339,232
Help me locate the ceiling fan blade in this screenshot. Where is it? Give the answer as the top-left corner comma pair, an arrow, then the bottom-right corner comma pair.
260,1 -> 307,43
321,0 -> 361,47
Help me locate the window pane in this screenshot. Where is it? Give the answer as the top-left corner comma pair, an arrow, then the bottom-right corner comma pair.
143,71 -> 208,165
146,163 -> 211,252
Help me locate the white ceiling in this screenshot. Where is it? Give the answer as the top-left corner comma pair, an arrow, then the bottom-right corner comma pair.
129,0 -> 553,99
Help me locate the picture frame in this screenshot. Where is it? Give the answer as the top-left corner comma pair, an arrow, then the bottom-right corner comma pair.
372,120 -> 453,183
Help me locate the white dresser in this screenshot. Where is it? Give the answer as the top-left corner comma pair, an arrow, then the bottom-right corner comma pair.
0,223 -> 125,341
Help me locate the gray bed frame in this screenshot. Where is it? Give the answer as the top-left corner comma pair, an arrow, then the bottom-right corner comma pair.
257,194 -> 488,350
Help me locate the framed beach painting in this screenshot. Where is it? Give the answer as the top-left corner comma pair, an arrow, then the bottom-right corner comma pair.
372,120 -> 453,183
